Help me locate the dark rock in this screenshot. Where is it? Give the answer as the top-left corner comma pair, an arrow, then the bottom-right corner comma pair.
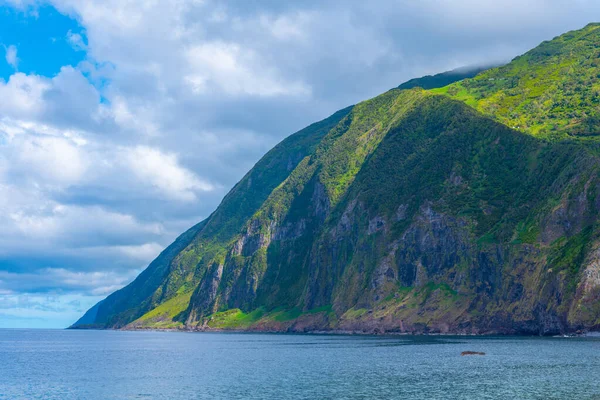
461,351 -> 486,356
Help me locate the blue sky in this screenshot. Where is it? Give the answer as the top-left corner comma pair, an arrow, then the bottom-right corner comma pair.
0,5 -> 85,79
0,0 -> 599,329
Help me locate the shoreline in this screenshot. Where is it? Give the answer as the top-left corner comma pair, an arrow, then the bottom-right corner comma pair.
67,325 -> 600,338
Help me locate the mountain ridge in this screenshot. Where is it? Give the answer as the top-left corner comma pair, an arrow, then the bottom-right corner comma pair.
73,23 -> 600,335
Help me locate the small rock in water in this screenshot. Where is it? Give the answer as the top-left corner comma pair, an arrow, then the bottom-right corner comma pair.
461,351 -> 485,356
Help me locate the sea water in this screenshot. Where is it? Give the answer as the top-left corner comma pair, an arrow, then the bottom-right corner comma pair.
1,329 -> 599,399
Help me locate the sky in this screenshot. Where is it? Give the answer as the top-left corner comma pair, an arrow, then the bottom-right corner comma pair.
0,0 -> 599,328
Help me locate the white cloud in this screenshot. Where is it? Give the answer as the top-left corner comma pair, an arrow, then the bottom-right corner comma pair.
7,204 -> 164,245
0,73 -> 49,117
0,268 -> 137,294
4,45 -> 19,69
126,146 -> 213,201
43,267 -> 138,295
0,116 -> 90,188
17,135 -> 88,185
0,67 -> 103,131
184,42 -> 310,96
44,66 -> 102,125
109,96 -> 159,136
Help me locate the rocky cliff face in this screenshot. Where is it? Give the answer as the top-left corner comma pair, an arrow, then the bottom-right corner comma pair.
73,24 -> 600,335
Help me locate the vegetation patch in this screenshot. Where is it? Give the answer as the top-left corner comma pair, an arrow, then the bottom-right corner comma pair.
129,291 -> 193,329
206,308 -> 266,329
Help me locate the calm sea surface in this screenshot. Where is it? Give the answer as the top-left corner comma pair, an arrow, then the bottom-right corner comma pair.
0,329 -> 599,399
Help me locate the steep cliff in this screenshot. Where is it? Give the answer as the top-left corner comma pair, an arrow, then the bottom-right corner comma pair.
73,23 -> 600,335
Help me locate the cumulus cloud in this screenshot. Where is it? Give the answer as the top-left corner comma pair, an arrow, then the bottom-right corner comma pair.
7,205 -> 164,247
0,73 -> 48,117
16,135 -> 88,184
184,42 -> 310,96
126,146 -> 214,201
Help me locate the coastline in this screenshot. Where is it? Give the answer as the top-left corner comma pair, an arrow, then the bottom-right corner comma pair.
68,325 -> 600,338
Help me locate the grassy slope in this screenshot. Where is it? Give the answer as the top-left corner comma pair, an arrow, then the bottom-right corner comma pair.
126,291 -> 193,329
432,23 -> 600,139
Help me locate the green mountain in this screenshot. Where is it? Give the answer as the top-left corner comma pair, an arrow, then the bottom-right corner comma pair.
73,23 -> 600,335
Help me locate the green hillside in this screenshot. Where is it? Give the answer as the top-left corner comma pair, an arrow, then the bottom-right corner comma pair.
433,23 -> 600,139
73,23 -> 600,335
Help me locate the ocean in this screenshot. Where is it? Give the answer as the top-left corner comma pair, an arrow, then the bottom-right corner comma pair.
1,329 -> 599,399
